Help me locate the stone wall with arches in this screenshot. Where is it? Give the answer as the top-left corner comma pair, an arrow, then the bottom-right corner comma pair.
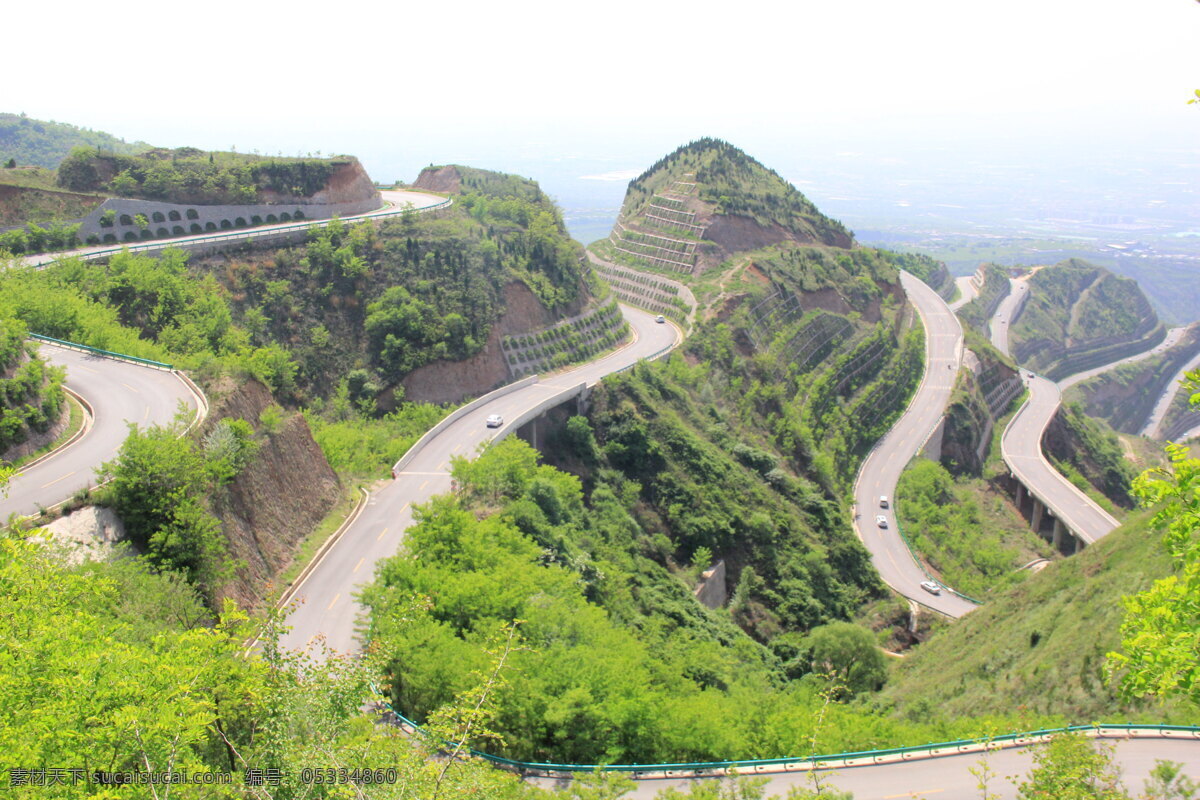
76,193 -> 381,245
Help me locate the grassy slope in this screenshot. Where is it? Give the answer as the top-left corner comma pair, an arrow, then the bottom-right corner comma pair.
884,508 -> 1190,724
896,459 -> 1055,600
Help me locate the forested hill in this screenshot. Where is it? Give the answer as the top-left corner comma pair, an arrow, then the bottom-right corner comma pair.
1009,258 -> 1165,380
0,112 -> 148,169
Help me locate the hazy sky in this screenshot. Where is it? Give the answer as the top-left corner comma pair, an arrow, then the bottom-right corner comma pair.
7,0 -> 1198,185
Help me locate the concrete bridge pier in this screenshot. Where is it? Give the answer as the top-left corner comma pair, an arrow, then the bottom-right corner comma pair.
1052,517 -> 1064,551
1031,498 -> 1044,533
1015,481 -> 1025,509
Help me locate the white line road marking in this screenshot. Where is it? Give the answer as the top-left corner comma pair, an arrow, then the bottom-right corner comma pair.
40,471 -> 76,489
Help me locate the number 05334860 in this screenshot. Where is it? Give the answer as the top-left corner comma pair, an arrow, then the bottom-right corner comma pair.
300,768 -> 399,785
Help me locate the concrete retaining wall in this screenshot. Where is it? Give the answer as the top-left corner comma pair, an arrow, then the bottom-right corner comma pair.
76,194 -> 381,243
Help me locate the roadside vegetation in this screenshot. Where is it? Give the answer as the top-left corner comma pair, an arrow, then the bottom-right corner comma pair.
0,313 -> 66,459
896,459 -> 1054,599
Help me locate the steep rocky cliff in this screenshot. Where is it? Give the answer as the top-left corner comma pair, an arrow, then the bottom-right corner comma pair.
206,378 -> 341,610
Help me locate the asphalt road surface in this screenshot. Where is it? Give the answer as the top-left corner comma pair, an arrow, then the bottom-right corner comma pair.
0,343 -> 200,517
1059,324 -> 1185,392
1001,373 -> 1119,544
948,274 -> 978,311
279,306 -> 681,654
989,273 -> 1028,356
852,272 -> 976,616
588,737 -> 1200,799
1142,327 -> 1200,438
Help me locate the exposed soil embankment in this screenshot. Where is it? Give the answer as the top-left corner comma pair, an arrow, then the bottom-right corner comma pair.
265,160 -> 377,206
400,281 -> 589,405
412,166 -> 461,194
0,183 -> 104,227
208,379 -> 341,610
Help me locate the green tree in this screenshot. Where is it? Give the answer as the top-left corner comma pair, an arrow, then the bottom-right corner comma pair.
801,622 -> 887,697
1017,733 -> 1131,799
1107,369 -> 1200,705
100,422 -> 230,592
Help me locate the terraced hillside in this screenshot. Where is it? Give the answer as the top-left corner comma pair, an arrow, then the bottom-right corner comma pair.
1065,323 -> 1200,434
593,138 -> 852,277
1009,259 -> 1165,380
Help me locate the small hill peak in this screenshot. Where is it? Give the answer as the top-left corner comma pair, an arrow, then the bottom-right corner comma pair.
604,138 -> 852,276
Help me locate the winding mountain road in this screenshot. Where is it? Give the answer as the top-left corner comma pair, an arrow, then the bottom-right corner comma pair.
989,272 -> 1166,546
1142,331 -> 1200,438
278,307 -> 681,654
948,273 -> 978,311
852,272 -> 976,616
0,343 -> 202,518
8,190 -> 1197,790
3,190 -> 445,515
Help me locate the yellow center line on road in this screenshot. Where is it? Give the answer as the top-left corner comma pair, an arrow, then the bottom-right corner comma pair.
377,527 -> 389,541
143,406 -> 150,420
121,382 -> 140,393
40,471 -> 76,489
326,593 -> 340,611
353,557 -> 365,574
451,443 -> 462,453
884,791 -> 943,799
419,480 -> 429,491
78,365 -> 99,374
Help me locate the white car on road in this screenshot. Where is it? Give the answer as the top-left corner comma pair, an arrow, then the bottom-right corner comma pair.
875,515 -> 888,528
485,414 -> 503,428
920,580 -> 942,595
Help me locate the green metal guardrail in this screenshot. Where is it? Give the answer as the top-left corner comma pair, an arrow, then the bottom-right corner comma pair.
28,333 -> 173,370
377,691 -> 1200,776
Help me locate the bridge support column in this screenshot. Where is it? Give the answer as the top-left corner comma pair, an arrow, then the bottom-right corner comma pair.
529,419 -> 539,451
1071,534 -> 1082,555
1052,518 -> 1064,551
1031,498 -> 1044,532
1015,481 -> 1025,510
